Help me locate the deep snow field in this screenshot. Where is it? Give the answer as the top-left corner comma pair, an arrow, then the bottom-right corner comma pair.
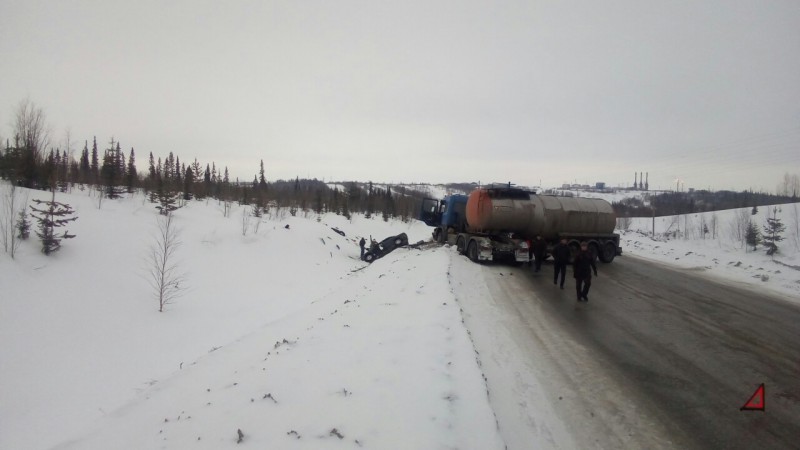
2,184 -> 798,450
1,186 -> 509,450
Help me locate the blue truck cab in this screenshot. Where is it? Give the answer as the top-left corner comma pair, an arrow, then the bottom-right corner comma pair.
419,195 -> 468,242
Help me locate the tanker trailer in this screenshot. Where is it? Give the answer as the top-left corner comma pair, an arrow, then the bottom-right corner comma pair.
421,186 -> 622,263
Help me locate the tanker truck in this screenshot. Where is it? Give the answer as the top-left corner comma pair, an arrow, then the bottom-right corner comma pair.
419,185 -> 622,263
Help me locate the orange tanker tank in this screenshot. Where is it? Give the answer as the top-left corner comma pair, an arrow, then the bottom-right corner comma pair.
465,187 -> 616,239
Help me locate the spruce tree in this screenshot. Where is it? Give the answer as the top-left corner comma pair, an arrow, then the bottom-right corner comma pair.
90,137 -> 99,183
762,207 -> 786,257
183,166 -> 194,201
165,152 -> 175,181
259,160 -> 267,190
152,177 -> 180,215
126,148 -> 138,193
16,206 -> 31,240
100,139 -> 123,198
58,148 -> 69,192
251,202 -> 263,218
148,152 -> 157,181
745,220 -> 760,252
190,159 -> 202,181
79,141 -> 90,183
30,191 -> 78,255
176,161 -> 183,185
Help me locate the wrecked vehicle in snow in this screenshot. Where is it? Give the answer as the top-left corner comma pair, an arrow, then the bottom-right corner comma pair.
363,233 -> 409,263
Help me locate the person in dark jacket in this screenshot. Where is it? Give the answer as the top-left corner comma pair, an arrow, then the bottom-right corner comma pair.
552,238 -> 570,289
532,235 -> 547,272
359,237 -> 366,260
573,241 -> 597,302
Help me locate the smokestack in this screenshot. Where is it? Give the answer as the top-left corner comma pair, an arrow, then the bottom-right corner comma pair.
634,172 -> 638,190
645,172 -> 649,191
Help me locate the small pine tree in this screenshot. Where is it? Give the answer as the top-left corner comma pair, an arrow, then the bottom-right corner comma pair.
30,192 -> 78,255
745,220 -> 760,252
762,208 -> 786,257
16,207 -> 31,240
751,205 -> 758,215
150,176 -> 181,215
251,203 -> 262,218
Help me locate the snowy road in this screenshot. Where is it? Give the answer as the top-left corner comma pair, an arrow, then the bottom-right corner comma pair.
450,251 -> 800,450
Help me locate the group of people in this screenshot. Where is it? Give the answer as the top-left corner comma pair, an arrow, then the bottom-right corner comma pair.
530,236 -> 597,303
360,233 -> 597,302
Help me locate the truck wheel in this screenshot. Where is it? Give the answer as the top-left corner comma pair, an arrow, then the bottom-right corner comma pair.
432,228 -> 441,241
599,242 -> 616,263
364,252 -> 375,263
467,241 -> 479,263
456,236 -> 466,254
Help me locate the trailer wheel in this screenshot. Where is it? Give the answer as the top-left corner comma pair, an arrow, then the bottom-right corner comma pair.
467,241 -> 479,263
599,242 -> 616,263
456,236 -> 466,254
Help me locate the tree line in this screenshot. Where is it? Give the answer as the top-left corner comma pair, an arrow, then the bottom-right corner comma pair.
612,187 -> 798,218
0,100 -> 426,227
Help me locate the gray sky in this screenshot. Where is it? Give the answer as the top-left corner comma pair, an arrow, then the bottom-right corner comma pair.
1,0 -> 799,192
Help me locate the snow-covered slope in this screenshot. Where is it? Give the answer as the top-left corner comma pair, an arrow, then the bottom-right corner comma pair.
5,187 -> 493,450
49,247 -> 503,449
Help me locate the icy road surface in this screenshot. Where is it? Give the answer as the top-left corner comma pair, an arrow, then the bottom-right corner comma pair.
452,251 -> 800,449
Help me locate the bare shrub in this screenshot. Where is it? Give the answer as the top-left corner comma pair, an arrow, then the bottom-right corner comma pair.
728,208 -> 750,248
148,213 -> 185,312
1,183 -> 28,258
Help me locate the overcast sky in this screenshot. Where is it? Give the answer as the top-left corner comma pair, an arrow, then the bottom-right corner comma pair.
1,0 -> 799,192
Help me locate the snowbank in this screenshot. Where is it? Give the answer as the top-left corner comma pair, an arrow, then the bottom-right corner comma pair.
618,203 -> 800,301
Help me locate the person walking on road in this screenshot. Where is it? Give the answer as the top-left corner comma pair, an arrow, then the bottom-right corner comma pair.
359,237 -> 366,260
552,238 -> 570,289
532,235 -> 547,272
573,241 -> 597,302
